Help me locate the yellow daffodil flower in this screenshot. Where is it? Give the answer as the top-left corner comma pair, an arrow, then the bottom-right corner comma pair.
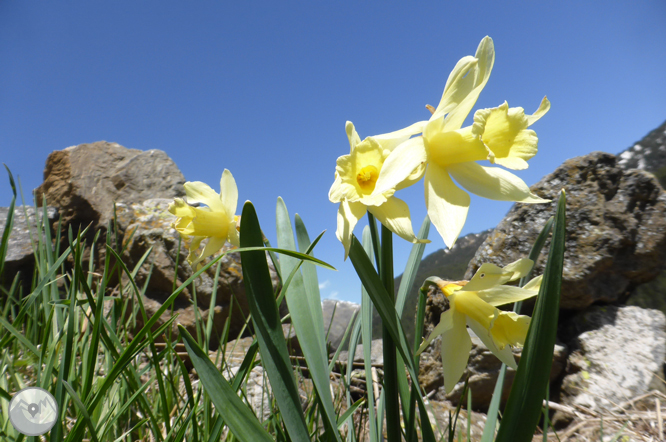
373,36 -> 550,248
417,258 -> 542,393
329,121 -> 429,259
168,169 -> 240,269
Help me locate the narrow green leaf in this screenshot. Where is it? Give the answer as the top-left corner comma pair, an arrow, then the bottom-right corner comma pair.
337,398 -> 365,429
240,201 -> 310,442
276,199 -> 340,441
179,325 -> 274,442
495,190 -> 566,442
348,234 -> 435,442
360,226 -> 378,442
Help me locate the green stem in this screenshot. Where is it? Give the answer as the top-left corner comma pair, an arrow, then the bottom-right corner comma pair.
379,224 -> 401,442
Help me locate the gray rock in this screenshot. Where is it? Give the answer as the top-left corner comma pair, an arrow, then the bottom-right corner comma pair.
35,141 -> 185,231
466,152 -> 666,310
337,338 -> 384,366
0,206 -> 58,295
559,305 -> 666,413
322,299 -> 360,353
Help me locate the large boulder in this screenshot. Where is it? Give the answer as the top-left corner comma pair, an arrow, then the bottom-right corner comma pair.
557,306 -> 666,415
617,118 -> 666,189
466,152 -> 666,310
35,141 -> 185,232
116,198 -> 280,347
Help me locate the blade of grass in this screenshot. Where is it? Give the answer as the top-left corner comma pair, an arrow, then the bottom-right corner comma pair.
179,325 -> 274,442
495,190 -> 566,442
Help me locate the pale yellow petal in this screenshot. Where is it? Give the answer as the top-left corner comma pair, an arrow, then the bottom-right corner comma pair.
424,164 -> 470,249
463,263 -> 514,292
473,102 -> 539,171
184,181 -> 225,212
328,174 -> 358,203
502,258 -> 535,281
169,198 -> 196,218
417,308 -> 455,355
190,236 -> 226,270
440,308 -> 472,394
467,317 -> 517,369
447,162 -> 549,203
346,121 -> 361,153
227,219 -> 240,247
437,36 -> 495,132
336,200 -> 367,260
522,274 -> 543,292
476,285 -> 539,307
367,196 -> 430,245
373,137 -> 427,196
373,120 -> 427,152
490,311 -> 531,348
219,169 -> 238,218
526,96 -> 551,126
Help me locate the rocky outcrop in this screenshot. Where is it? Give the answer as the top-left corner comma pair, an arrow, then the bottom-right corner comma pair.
35,141 -> 185,232
322,299 -> 360,353
466,152 -> 666,310
557,306 -> 666,415
618,119 -> 666,189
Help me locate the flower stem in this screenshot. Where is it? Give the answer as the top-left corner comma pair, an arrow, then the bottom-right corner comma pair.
379,223 -> 401,442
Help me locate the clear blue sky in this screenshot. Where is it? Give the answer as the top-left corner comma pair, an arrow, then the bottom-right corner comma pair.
1,2 -> 665,304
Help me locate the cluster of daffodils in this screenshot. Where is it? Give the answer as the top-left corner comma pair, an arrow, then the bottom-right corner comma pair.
329,36 -> 550,251
168,169 -> 240,269
417,259 -> 542,393
329,36 -> 551,388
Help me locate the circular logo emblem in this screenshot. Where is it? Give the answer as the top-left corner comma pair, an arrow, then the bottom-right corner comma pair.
8,387 -> 58,436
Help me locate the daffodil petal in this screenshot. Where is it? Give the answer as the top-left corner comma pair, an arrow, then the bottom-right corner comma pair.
440,309 -> 472,394
476,285 -> 539,307
522,274 -> 543,292
227,219 -> 240,247
373,120 -> 427,151
373,137 -> 427,195
424,164 -> 470,249
467,317 -> 517,369
336,200 -> 367,260
169,198 -> 196,218
190,236 -> 226,269
346,121 -> 361,153
463,263 -> 514,292
184,181 -> 225,212
436,36 -> 495,131
447,162 -> 549,203
219,169 -> 238,218
417,308 -> 455,355
328,175 -> 358,203
430,54 -> 478,122
491,311 -> 531,348
367,196 -> 429,245
526,96 -> 551,127
502,258 -> 534,281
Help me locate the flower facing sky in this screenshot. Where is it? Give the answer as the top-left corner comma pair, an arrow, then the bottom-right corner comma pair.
329,121 -> 429,258
417,258 -> 542,393
168,169 -> 240,269
373,36 -> 550,248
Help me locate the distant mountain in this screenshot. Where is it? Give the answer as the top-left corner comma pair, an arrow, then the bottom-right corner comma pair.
373,229 -> 492,343
618,119 -> 666,188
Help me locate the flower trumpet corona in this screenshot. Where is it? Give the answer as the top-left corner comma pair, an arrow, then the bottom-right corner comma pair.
417,258 -> 542,393
373,36 -> 550,248
168,169 -> 240,269
329,121 -> 429,258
